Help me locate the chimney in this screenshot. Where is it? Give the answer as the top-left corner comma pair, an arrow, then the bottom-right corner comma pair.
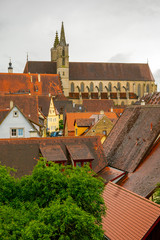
141,100 -> 145,105
110,107 -> 113,112
10,101 -> 13,109
38,74 -> 41,82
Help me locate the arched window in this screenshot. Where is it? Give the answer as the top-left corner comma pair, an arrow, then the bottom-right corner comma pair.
62,48 -> 65,57
117,82 -> 121,91
126,82 -> 130,91
146,84 -> 149,93
99,82 -> 103,92
138,84 -> 141,97
108,82 -> 112,92
81,82 -> 84,92
71,82 -> 74,92
90,82 -> 94,92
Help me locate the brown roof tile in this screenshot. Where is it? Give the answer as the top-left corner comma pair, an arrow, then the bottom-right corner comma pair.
103,105 -> 160,172
83,99 -> 114,112
66,144 -> 94,161
75,118 -> 95,127
0,95 -> 39,123
69,62 -> 155,81
98,166 -> 125,183
40,144 -> 67,162
0,136 -> 107,176
102,182 -> 160,240
0,109 -> 10,123
23,61 -> 57,74
120,138 -> 160,197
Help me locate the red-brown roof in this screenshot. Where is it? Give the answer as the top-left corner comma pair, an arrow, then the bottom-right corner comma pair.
141,92 -> 160,105
98,166 -> 125,184
120,138 -> 160,197
23,61 -> 57,74
0,95 -> 39,123
66,144 -> 94,161
40,144 -> 67,162
83,99 -> 114,112
103,105 -> 160,172
75,118 -> 95,127
102,182 -> 160,240
0,73 -> 63,96
0,109 -> 10,123
0,136 -> 107,177
69,62 -> 155,81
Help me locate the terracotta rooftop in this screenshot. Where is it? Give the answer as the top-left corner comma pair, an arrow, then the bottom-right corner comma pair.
103,105 -> 160,172
69,62 -> 155,81
75,118 -> 95,127
97,166 -> 125,184
0,95 -> 39,123
120,138 -> 160,197
0,73 -> 62,96
102,182 -> 160,240
0,109 -> 10,123
82,99 -> 114,112
0,136 -> 107,177
66,144 -> 94,161
66,112 -> 118,132
38,96 -> 51,117
140,92 -> 160,105
40,144 -> 67,162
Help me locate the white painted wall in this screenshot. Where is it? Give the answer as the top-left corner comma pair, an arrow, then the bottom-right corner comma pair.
0,106 -> 40,138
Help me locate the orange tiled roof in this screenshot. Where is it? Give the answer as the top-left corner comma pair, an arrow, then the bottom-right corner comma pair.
66,112 -> 117,132
102,182 -> 160,240
0,73 -> 63,96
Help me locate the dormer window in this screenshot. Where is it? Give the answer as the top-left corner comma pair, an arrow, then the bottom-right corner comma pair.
13,111 -> 18,117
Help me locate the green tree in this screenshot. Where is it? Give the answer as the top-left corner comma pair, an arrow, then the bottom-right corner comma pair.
152,183 -> 160,204
59,119 -> 64,129
0,161 -> 106,239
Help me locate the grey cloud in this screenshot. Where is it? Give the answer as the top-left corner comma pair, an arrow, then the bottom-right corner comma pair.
108,53 -> 132,63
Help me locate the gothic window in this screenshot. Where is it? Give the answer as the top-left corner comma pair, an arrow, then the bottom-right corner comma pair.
126,82 -> 130,91
138,84 -> 141,97
71,82 -> 74,92
99,82 -> 103,92
108,82 -> 112,92
117,82 -> 121,91
146,84 -> 149,93
81,82 -> 84,92
62,49 -> 65,57
90,82 -> 94,92
62,58 -> 65,66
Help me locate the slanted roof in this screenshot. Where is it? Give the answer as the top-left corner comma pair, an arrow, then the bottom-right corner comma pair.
0,136 -> 107,177
0,109 -> 10,123
40,144 -> 67,162
141,92 -> 160,105
103,105 -> 160,172
97,166 -> 125,184
0,95 -> 39,123
38,96 -> 51,116
102,182 -> 160,240
0,73 -> 62,96
66,112 -> 117,132
120,138 -> 160,197
75,118 -> 95,127
23,61 -> 57,74
83,99 -> 114,112
69,62 -> 155,81
66,144 -> 94,161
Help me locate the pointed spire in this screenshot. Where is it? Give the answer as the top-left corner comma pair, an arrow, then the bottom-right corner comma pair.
8,58 -> 13,73
54,31 -> 59,48
60,22 -> 66,46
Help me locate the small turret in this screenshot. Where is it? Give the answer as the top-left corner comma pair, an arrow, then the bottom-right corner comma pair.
54,31 -> 59,48
8,59 -> 13,73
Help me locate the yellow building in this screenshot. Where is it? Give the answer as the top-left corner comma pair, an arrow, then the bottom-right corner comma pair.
47,98 -> 59,133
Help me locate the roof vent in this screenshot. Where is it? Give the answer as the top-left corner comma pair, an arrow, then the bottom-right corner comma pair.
38,74 -> 41,82
10,101 -> 13,109
141,100 -> 145,106
100,110 -> 104,115
110,107 -> 113,112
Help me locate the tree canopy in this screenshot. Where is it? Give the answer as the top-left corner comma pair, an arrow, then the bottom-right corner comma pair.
153,183 -> 160,205
0,160 -> 106,239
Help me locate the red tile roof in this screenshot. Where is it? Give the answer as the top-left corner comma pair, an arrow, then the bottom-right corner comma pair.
0,109 -> 10,123
0,73 -> 63,96
83,99 -> 114,112
141,92 -> 160,105
103,105 -> 160,172
0,95 -> 39,123
40,144 -> 67,162
23,61 -> 57,74
69,62 -> 155,81
120,138 -> 160,197
0,136 -> 107,177
75,118 -> 95,127
66,144 -> 94,161
98,166 -> 125,184
102,182 -> 160,240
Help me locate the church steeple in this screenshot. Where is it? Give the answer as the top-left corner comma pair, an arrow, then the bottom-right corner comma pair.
8,59 -> 13,73
54,31 -> 59,48
60,22 -> 66,46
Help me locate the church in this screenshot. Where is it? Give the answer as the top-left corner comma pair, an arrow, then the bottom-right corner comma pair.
24,22 -> 157,105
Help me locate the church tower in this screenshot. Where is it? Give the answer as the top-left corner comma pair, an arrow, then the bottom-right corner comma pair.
51,22 -> 69,97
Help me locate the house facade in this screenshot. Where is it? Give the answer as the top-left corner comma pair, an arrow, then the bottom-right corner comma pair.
0,106 -> 40,138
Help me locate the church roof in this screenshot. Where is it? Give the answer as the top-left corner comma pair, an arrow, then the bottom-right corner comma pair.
69,62 -> 155,81
23,61 -> 57,74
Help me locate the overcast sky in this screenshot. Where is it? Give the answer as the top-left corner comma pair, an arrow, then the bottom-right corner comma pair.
0,0 -> 160,90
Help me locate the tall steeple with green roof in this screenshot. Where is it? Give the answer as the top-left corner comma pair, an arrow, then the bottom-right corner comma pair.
60,22 -> 66,46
